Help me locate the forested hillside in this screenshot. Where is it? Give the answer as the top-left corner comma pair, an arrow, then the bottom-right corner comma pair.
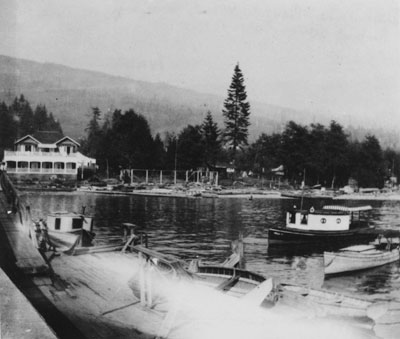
0,55 -> 398,149
0,55 -> 326,141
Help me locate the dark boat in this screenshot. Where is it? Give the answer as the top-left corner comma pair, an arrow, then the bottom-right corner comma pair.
268,205 -> 377,247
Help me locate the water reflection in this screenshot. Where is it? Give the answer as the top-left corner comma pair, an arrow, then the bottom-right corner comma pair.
25,191 -> 400,302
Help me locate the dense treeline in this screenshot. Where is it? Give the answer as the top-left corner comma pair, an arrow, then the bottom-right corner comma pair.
82,105 -> 399,189
0,95 -> 63,156
245,121 -> 399,188
2,93 -> 400,189
80,107 -> 224,176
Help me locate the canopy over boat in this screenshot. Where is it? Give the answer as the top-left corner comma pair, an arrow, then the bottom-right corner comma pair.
322,205 -> 372,212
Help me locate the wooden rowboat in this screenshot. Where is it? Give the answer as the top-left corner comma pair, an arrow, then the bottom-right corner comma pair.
324,239 -> 400,275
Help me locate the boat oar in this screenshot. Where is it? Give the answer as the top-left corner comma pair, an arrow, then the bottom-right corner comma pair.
101,300 -> 141,316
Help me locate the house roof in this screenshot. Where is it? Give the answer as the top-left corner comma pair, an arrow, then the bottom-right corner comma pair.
33,131 -> 65,144
14,135 -> 40,145
14,131 -> 80,147
56,136 -> 80,147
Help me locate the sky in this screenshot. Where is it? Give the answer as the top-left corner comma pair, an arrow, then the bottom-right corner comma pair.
1,0 -> 399,127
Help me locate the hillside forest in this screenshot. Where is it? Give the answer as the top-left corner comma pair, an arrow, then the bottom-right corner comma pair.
1,94 -> 400,190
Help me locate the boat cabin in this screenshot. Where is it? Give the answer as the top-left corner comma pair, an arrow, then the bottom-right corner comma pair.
46,211 -> 93,233
286,205 -> 372,231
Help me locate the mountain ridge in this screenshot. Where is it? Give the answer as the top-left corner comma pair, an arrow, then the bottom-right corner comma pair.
0,54 -> 398,150
0,54 -> 311,139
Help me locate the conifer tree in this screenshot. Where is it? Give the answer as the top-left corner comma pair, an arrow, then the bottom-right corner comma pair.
11,95 -> 34,137
33,105 -> 49,131
222,64 -> 251,163
0,102 -> 17,155
201,111 -> 221,166
84,107 -> 102,158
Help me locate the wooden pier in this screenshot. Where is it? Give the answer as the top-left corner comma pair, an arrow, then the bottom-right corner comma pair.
0,187 -> 48,275
0,267 -> 57,339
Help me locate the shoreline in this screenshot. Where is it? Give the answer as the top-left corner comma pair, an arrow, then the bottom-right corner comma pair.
14,185 -> 400,201
333,193 -> 400,201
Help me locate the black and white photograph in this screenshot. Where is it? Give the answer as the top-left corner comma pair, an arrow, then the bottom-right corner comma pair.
0,1 -> 399,338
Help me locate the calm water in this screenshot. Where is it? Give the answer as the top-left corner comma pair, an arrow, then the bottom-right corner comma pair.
24,191 -> 400,303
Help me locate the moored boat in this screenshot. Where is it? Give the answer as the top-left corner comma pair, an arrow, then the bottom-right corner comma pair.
324,237 -> 400,275
268,205 -> 377,247
124,241 -> 276,309
33,211 -> 95,252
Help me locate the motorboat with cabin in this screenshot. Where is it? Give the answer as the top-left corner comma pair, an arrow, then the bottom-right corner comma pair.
268,205 -> 377,247
35,211 -> 95,252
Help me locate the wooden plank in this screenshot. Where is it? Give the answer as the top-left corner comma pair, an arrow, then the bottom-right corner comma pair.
36,251 -> 165,339
0,191 -> 49,274
0,268 -> 58,339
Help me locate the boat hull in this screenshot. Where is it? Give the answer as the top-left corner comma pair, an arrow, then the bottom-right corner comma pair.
268,227 -> 376,246
324,248 -> 400,275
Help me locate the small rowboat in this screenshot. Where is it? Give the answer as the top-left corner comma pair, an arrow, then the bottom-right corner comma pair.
324,238 -> 400,275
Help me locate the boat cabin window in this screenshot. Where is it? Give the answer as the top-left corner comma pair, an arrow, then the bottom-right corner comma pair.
55,218 -> 61,230
72,218 -> 83,230
301,214 -> 308,225
289,212 -> 296,224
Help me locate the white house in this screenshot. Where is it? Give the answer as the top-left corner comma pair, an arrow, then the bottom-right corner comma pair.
2,131 -> 96,182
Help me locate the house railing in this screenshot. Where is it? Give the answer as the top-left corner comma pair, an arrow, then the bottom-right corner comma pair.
4,150 -> 78,157
6,168 -> 77,174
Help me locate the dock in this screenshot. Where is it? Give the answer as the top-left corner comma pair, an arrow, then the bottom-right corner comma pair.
0,174 -> 48,275
0,267 -> 57,339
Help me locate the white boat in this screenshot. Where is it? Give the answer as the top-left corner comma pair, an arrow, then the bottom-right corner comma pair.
35,211 -> 95,252
324,238 -> 400,275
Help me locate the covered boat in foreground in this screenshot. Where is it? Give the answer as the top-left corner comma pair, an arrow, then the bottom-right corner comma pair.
34,211 -> 95,252
324,237 -> 400,275
268,205 -> 377,247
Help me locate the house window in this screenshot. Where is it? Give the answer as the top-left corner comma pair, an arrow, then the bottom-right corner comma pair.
54,162 -> 65,169
25,145 -> 32,152
55,218 -> 61,230
30,162 -> 41,171
66,162 -> 76,170
17,161 -> 29,168
6,161 -> 16,169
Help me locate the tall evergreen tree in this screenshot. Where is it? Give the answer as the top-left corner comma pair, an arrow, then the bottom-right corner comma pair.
357,135 -> 384,187
11,95 -> 34,137
151,133 -> 166,169
83,107 -> 102,158
0,102 -> 17,156
280,121 -> 310,184
222,64 -> 251,163
47,112 -> 63,133
249,133 -> 282,175
325,121 -> 349,188
33,104 -> 49,131
164,133 -> 178,170
201,111 -> 221,167
110,109 -> 153,169
177,125 -> 204,170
